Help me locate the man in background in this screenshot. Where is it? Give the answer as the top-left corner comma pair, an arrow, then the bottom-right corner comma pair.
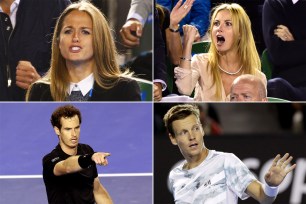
230,74 -> 268,102
0,0 -> 70,100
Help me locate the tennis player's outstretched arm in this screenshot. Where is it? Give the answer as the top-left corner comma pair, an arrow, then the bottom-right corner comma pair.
246,153 -> 296,204
54,152 -> 110,176
93,177 -> 113,204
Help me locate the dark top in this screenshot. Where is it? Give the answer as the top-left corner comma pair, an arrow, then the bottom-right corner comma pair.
0,0 -> 70,101
154,7 -> 168,85
43,143 -> 98,204
262,0 -> 306,86
28,77 -> 141,101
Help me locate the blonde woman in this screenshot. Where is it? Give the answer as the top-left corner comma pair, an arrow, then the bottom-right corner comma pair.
174,3 -> 266,101
27,1 -> 141,101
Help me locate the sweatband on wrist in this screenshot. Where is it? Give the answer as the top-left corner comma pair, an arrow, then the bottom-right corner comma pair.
263,183 -> 279,197
180,57 -> 192,61
78,153 -> 95,169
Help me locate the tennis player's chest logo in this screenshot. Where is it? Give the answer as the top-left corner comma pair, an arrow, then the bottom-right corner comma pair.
195,179 -> 211,190
202,180 -> 211,188
51,157 -> 60,163
195,170 -> 225,190
181,176 -> 212,190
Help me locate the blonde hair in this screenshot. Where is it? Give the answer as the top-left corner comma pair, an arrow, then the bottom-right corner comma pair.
207,3 -> 261,100
27,0 -> 131,101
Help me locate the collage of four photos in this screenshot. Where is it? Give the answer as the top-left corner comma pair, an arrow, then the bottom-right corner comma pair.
0,0 -> 305,203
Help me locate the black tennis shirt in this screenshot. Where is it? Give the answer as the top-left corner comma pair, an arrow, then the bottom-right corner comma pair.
43,143 -> 98,204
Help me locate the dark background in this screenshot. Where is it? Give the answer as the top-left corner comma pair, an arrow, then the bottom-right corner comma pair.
154,103 -> 306,204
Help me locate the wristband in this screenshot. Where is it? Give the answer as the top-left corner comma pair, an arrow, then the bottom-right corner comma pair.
169,24 -> 180,33
78,153 -> 95,169
180,57 -> 192,61
263,183 -> 279,197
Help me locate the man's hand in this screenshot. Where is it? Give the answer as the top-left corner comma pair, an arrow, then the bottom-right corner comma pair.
170,0 -> 194,29
274,25 -> 294,41
16,61 -> 41,89
92,152 -> 111,166
265,153 -> 296,187
154,82 -> 162,101
120,19 -> 143,48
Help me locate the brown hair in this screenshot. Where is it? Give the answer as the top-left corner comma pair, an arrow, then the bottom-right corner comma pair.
51,104 -> 82,129
163,104 -> 200,135
27,0 -> 131,101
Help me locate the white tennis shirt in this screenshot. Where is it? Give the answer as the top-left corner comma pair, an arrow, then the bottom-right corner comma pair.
169,150 -> 256,204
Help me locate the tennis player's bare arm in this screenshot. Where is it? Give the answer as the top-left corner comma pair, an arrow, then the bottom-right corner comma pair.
53,152 -> 110,176
246,153 -> 296,203
93,177 -> 113,204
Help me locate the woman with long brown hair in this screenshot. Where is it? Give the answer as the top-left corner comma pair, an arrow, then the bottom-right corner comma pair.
27,1 -> 141,101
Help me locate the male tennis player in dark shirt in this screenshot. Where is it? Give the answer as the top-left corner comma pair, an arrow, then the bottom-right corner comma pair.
43,105 -> 112,204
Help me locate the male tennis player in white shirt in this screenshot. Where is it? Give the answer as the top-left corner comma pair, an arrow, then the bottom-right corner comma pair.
163,104 -> 296,204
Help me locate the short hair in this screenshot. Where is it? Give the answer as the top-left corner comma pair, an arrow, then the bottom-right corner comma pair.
51,105 -> 82,129
232,74 -> 267,98
163,104 -> 200,136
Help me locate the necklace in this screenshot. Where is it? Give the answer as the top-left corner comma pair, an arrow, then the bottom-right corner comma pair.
218,63 -> 243,75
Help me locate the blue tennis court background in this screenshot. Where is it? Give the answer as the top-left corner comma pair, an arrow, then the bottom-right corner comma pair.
0,103 -> 152,203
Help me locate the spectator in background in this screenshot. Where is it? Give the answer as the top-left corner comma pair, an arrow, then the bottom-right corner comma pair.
157,0 -> 212,97
262,0 -> 306,101
120,0 -> 168,101
198,104 -> 222,135
230,74 -> 268,102
276,103 -> 306,134
154,8 -> 168,101
174,3 -> 266,101
0,0 -> 70,101
120,0 -> 152,48
156,3 -> 182,66
156,1 -> 193,96
26,1 -> 140,101
157,0 -> 210,40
